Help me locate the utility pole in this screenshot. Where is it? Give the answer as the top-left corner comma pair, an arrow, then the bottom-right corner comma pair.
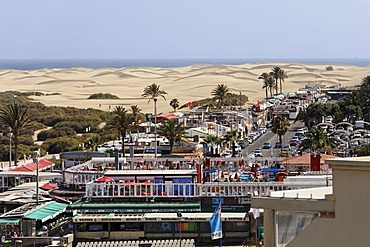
33,149 -> 40,205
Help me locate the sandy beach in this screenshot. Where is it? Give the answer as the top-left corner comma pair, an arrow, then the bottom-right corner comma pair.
0,62 -> 369,113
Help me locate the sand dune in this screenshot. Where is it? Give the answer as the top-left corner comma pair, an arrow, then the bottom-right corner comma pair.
0,62 -> 369,113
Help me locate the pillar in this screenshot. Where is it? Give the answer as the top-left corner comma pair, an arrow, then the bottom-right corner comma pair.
263,209 -> 276,247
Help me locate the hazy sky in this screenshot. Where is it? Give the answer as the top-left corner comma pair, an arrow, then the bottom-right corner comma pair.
1,0 -> 369,59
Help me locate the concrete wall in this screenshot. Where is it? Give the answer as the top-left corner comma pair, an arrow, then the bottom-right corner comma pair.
287,157 -> 370,247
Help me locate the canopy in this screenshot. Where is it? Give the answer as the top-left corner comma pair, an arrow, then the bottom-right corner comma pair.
11,159 -> 54,172
40,182 -> 58,191
0,218 -> 20,225
95,176 -> 115,183
25,201 -> 68,222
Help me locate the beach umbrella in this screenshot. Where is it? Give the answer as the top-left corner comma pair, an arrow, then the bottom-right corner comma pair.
95,176 -> 115,183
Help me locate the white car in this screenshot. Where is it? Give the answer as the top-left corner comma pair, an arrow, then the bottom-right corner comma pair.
253,148 -> 263,157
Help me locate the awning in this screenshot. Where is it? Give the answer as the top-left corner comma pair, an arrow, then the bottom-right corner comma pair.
40,182 -> 58,191
25,201 -> 68,222
0,218 -> 20,225
11,159 -> 54,172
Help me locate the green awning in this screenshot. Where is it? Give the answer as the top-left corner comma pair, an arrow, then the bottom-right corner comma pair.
25,202 -> 68,222
0,218 -> 20,225
68,202 -> 201,213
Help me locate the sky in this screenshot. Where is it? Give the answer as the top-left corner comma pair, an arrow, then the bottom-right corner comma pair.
0,0 -> 369,59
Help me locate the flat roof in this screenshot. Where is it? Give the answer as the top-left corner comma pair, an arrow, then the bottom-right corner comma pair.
270,186 -> 333,200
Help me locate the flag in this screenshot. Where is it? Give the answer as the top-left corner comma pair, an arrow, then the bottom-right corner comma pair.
209,199 -> 222,240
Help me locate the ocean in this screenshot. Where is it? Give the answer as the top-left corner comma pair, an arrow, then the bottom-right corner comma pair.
0,58 -> 369,70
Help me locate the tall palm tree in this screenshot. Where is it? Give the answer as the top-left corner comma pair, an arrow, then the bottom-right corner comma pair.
258,73 -> 270,99
170,98 -> 180,112
157,119 -> 186,154
211,84 -> 230,108
0,102 -> 34,166
142,83 -> 168,158
108,106 -> 134,156
278,69 -> 288,94
266,76 -> 276,97
300,127 -> 336,153
270,67 -> 282,95
271,114 -> 291,145
224,129 -> 240,157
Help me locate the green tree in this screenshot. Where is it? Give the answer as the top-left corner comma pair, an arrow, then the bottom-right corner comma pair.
107,106 -> 134,156
211,84 -> 231,108
0,102 -> 34,166
130,105 -> 142,133
258,73 -> 270,99
271,115 -> 291,145
170,98 -> 180,112
157,119 -> 186,154
142,83 -> 168,158
299,127 -> 337,153
224,129 -> 240,157
266,76 -> 276,97
278,69 -> 288,94
202,135 -> 222,156
270,67 -> 282,95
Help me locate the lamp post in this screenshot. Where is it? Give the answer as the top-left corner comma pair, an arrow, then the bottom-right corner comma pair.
33,149 -> 40,205
177,212 -> 182,247
7,127 -> 12,167
153,96 -> 158,160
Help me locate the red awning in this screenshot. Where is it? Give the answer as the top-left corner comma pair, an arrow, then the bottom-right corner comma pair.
40,182 -> 58,191
10,159 -> 54,172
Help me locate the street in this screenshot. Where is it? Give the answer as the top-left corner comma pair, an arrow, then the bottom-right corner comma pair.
242,121 -> 305,158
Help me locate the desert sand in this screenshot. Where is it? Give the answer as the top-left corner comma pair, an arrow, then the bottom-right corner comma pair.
0,62 -> 369,114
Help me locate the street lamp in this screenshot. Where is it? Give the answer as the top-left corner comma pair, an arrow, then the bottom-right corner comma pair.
177,212 -> 182,247
153,96 -> 158,160
33,149 -> 40,205
7,127 -> 12,167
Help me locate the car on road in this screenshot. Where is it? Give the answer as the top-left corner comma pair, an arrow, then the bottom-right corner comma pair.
289,140 -> 299,146
274,142 -> 282,148
253,148 -> 263,157
278,148 -> 289,157
262,142 -> 272,149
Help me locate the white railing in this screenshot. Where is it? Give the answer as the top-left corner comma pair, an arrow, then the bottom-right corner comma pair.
85,180 -> 332,198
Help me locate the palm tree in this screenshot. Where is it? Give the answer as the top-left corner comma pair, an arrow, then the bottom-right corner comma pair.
258,73 -> 270,99
271,114 -> 291,145
0,102 -> 34,166
170,98 -> 180,112
270,67 -> 282,95
211,84 -> 230,108
108,106 -> 134,156
224,129 -> 240,157
266,76 -> 276,97
157,119 -> 186,154
130,105 -> 142,133
299,127 -> 336,153
202,135 -> 222,156
278,69 -> 288,94
142,83 -> 168,158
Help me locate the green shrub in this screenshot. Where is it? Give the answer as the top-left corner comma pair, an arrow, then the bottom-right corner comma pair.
88,93 -> 119,99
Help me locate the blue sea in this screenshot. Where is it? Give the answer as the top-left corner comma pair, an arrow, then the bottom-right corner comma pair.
0,58 -> 369,70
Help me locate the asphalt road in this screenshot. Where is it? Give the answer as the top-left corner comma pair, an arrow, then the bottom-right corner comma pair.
242,121 -> 305,158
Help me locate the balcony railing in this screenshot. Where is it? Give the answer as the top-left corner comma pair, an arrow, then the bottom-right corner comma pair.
85,180 -> 331,198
